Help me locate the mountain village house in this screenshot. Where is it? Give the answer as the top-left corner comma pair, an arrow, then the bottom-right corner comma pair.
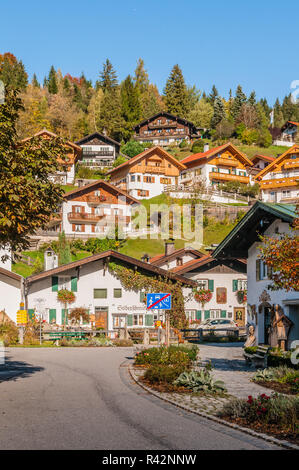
47,180 -> 140,237
214,202 -> 298,349
75,132 -> 121,169
107,146 -> 186,199
149,243 -> 247,327
133,112 -> 199,147
6,251 -> 195,330
179,143 -> 254,189
273,121 -> 299,147
20,129 -> 82,185
249,154 -> 275,177
255,144 -> 299,203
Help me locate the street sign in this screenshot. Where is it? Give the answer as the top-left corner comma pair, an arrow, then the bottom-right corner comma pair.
16,302 -> 28,325
147,293 -> 171,310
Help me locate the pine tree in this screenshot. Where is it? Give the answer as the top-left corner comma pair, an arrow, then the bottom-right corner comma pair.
134,58 -> 149,94
97,59 -> 118,93
211,96 -> 226,128
47,66 -> 58,94
231,85 -> 247,120
207,85 -> 218,106
164,64 -> 189,117
248,91 -> 256,106
58,232 -> 71,265
0,53 -> 28,90
273,98 -> 285,128
31,74 -> 40,88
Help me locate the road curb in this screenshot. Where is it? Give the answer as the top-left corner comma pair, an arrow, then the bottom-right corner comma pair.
128,364 -> 299,451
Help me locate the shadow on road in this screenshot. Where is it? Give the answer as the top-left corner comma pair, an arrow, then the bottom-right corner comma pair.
0,354 -> 44,383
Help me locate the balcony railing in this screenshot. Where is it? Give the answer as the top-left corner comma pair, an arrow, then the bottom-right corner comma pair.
283,160 -> 299,169
215,158 -> 238,167
77,161 -> 114,167
260,176 -> 299,189
68,212 -> 105,223
48,213 -> 62,227
82,150 -> 114,157
209,172 -> 249,184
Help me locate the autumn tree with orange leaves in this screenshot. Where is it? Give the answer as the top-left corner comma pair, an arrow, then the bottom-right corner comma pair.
258,206 -> 299,292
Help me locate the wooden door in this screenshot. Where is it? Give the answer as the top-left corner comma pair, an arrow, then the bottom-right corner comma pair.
234,307 -> 245,327
95,310 -> 108,330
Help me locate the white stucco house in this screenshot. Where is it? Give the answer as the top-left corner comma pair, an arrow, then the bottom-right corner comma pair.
214,202 -> 298,349
149,243 -> 247,326
0,267 -> 22,322
24,250 -> 196,329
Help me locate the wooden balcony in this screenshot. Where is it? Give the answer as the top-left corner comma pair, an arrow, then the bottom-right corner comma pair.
68,212 -> 105,224
86,195 -> 107,205
209,172 -> 249,184
283,160 -> 299,169
215,158 -> 238,167
260,176 -> 299,189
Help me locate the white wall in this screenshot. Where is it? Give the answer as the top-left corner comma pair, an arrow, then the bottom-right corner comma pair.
247,219 -> 298,347
127,172 -> 176,199
0,273 -> 22,322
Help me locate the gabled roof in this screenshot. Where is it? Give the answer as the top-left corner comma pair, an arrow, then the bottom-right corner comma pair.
0,267 -> 22,282
255,144 -> 299,180
63,180 -> 140,205
26,250 -> 197,287
171,256 -> 247,274
281,121 -> 299,131
107,146 -> 186,176
251,154 -> 275,164
181,142 -> 253,168
20,129 -> 82,152
134,112 -> 197,131
213,202 -> 297,259
75,132 -> 120,148
149,247 -> 206,267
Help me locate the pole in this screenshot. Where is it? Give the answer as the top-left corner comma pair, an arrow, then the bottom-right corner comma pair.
166,311 -> 170,348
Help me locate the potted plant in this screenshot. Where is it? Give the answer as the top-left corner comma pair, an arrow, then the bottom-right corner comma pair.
57,289 -> 76,329
237,290 -> 247,304
193,288 -> 212,307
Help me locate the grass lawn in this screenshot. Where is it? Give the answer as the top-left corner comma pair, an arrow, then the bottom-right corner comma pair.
238,144 -> 289,159
203,222 -> 235,247
61,184 -> 77,193
119,238 -> 186,259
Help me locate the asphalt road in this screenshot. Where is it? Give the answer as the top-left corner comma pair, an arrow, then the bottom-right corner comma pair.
0,347 -> 280,450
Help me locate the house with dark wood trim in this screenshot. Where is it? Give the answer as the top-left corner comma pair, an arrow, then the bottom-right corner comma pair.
76,132 -> 121,169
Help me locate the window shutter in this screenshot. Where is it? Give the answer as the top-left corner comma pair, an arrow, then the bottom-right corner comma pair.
127,314 -> 133,327
145,314 -> 154,327
204,310 -> 210,320
221,310 -> 226,318
28,309 -> 35,321
208,280 -> 214,292
52,276 -> 59,292
256,260 -> 260,281
196,310 -> 201,320
232,280 -> 238,292
140,291 -> 146,302
49,309 -> 56,323
71,276 -> 78,292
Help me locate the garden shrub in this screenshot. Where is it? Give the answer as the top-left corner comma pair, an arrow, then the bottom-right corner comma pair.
144,364 -> 186,384
112,338 -> 134,347
218,393 -> 299,432
134,345 -> 198,366
174,370 -> 226,394
0,322 -> 19,346
252,366 -> 297,383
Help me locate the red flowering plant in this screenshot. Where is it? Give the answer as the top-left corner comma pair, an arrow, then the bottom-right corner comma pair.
246,393 -> 272,422
193,288 -> 212,307
236,290 -> 247,304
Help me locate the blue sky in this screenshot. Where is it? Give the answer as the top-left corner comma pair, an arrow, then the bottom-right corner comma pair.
1,0 -> 299,104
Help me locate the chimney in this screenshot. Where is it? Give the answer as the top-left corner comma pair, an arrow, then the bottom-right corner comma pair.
141,253 -> 150,263
165,242 -> 175,257
204,143 -> 210,153
44,247 -> 58,271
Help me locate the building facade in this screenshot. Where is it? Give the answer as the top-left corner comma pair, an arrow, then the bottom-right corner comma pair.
76,132 -> 121,169
0,268 -> 22,322
179,143 -> 253,189
24,251 -> 195,329
133,112 -> 199,147
249,154 -> 275,177
255,144 -> 299,203
273,121 -> 299,147
20,129 -> 82,185
107,146 -> 186,199
47,180 -> 140,236
214,202 -> 298,349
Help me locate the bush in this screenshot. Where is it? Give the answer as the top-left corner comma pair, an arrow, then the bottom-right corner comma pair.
88,337 -> 113,347
252,366 -> 296,382
0,322 -> 19,346
144,364 -> 186,384
218,393 -> 299,432
174,370 -> 227,393
134,345 -> 198,366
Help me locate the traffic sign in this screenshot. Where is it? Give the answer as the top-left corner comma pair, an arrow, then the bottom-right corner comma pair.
147,293 -> 171,310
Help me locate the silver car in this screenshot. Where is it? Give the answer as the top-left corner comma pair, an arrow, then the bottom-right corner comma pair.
198,319 -> 239,336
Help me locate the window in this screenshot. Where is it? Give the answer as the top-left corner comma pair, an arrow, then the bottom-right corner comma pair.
210,310 -> 221,319
137,175 -> 141,182
185,310 -> 197,322
95,190 -> 100,196
237,279 -> 247,291
137,190 -> 149,197
133,314 -> 144,326
59,276 -> 71,290
114,288 -> 122,298
94,289 -> 107,299
74,206 -> 82,213
176,257 -> 183,267
282,190 -> 291,198
160,177 -> 171,184
131,175 -> 135,182
113,315 -> 126,328
256,260 -> 269,280
197,279 -> 209,290
144,176 -> 155,183
75,225 -> 83,232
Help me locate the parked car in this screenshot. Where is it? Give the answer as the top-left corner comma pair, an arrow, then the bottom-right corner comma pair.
196,319 -> 239,336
